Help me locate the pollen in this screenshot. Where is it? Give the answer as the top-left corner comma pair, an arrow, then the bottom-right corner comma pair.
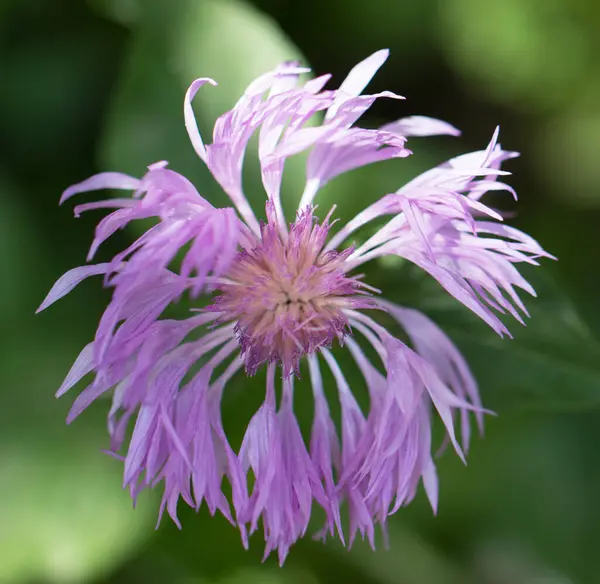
212,203 -> 373,376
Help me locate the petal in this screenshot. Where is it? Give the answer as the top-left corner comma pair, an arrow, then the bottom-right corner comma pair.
326,49 -> 390,119
56,342 -> 95,397
37,263 -> 111,312
328,91 -> 404,128
381,302 -> 483,440
381,115 -> 461,137
73,199 -> 137,217
60,172 -> 140,204
183,77 -> 218,163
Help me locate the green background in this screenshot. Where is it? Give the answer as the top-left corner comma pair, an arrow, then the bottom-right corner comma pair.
2,0 -> 600,582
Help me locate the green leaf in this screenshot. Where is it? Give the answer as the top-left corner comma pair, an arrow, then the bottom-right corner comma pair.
378,264 -> 600,412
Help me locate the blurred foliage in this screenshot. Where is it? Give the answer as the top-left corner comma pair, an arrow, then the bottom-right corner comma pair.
438,0 -> 595,111
2,0 -> 600,583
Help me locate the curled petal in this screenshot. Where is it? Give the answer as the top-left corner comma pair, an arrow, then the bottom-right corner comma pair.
184,77 -> 218,162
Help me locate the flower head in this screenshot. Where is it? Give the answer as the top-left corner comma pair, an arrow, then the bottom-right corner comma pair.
212,201 -> 375,376
39,49 -> 552,563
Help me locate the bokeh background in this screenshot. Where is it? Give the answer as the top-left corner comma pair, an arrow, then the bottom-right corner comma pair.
2,0 -> 600,583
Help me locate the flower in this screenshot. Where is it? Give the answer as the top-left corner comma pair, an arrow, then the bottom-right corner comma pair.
38,49 -> 552,564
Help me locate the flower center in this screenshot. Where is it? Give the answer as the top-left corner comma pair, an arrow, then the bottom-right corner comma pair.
213,204 -> 372,376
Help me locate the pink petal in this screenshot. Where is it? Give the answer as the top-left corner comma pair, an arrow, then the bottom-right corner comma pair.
326,49 -> 390,119
56,343 -> 95,397
37,263 -> 111,312
184,77 -> 218,163
381,115 -> 461,137
60,172 -> 140,204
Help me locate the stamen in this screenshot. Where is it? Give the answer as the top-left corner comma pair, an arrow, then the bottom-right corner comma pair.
211,202 -> 375,375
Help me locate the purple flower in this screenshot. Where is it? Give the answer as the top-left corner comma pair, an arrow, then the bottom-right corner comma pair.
39,49 -> 553,563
